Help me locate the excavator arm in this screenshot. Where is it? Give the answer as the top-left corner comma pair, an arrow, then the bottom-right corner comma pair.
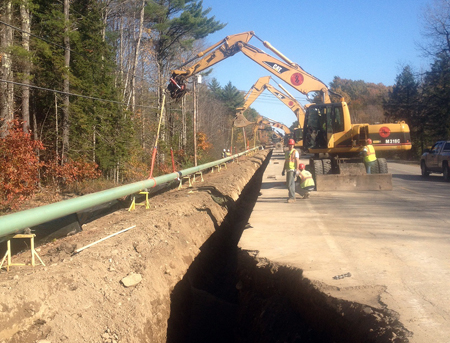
254,116 -> 290,135
263,83 -> 305,130
236,76 -> 305,129
168,31 -> 333,103
236,76 -> 271,116
233,76 -> 271,128
262,117 -> 291,135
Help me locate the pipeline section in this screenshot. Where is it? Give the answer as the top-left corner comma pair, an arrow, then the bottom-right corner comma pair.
0,148 -> 260,239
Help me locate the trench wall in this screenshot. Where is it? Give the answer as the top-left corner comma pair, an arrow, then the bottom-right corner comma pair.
0,149 -> 410,342
0,150 -> 270,343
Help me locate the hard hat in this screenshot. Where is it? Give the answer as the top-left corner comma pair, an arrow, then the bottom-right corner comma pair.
299,163 -> 305,170
366,138 -> 372,144
223,149 -> 226,151
227,149 -> 230,152
288,138 -> 295,145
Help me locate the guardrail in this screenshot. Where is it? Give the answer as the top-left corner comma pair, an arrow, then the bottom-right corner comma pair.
0,148 -> 260,239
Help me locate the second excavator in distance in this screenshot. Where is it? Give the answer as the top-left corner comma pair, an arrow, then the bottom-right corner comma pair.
235,76 -> 305,147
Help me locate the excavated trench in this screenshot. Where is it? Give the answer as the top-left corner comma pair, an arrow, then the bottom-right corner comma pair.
166,151 -> 409,343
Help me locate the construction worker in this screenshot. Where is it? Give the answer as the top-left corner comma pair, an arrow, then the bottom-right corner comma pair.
222,149 -> 227,158
363,138 -> 377,174
226,149 -> 231,157
297,163 -> 315,199
282,138 -> 300,203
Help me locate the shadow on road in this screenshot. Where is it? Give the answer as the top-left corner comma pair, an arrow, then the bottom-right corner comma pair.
255,197 -> 289,203
392,173 -> 447,183
260,181 -> 284,190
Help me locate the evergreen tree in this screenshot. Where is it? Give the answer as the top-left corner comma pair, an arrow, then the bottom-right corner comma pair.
69,0 -> 133,174
144,0 -> 226,106
208,77 -> 222,97
31,0 -> 131,176
383,66 -> 419,122
31,0 -> 69,149
421,54 -> 450,143
147,0 -> 226,65
219,81 -> 244,112
383,65 -> 423,156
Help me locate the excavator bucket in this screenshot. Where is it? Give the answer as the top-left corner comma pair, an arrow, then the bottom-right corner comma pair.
311,159 -> 392,191
233,112 -> 254,128
315,173 -> 392,191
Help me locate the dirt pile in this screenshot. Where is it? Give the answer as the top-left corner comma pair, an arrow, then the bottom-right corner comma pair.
0,149 -> 410,343
0,150 -> 269,343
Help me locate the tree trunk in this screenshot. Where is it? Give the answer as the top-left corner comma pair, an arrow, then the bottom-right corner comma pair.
20,0 -> 31,133
156,59 -> 166,163
55,94 -> 59,158
181,96 -> 186,149
0,0 -> 14,138
128,0 -> 146,113
93,125 -> 96,162
118,14 -> 124,89
193,80 -> 198,166
61,0 -> 71,163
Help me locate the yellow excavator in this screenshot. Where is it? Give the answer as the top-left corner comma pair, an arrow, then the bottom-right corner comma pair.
260,116 -> 291,136
168,31 -> 411,187
236,76 -> 304,147
251,116 -> 290,148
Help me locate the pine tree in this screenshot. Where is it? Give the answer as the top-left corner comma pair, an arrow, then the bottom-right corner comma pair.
208,77 -> 222,97
30,0 -> 132,177
219,81 -> 244,112
383,65 -> 422,156
421,55 -> 450,143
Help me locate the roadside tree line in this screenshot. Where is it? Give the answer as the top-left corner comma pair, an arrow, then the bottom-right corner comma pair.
383,0 -> 450,158
0,0 -> 271,210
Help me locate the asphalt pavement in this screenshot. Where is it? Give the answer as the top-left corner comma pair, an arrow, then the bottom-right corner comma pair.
238,149 -> 450,343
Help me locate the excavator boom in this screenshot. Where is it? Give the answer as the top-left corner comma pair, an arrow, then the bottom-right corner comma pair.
263,117 -> 291,135
168,31 -> 332,103
235,76 -> 305,146
263,84 -> 304,129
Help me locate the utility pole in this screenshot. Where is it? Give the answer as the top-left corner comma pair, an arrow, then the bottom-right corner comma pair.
62,0 -> 70,163
230,126 -> 234,154
193,75 -> 202,166
193,79 -> 197,166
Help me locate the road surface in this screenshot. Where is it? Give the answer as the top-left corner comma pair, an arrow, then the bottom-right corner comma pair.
239,149 -> 450,343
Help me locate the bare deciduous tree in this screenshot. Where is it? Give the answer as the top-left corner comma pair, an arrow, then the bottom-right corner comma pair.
420,0 -> 450,58
0,0 -> 14,138
20,0 -> 31,133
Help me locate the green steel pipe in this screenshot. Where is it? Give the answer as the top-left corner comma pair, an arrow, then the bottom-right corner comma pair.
0,148 -> 259,238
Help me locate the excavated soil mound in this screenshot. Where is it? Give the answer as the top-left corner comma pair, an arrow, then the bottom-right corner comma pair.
0,149 -> 409,342
0,151 -> 268,343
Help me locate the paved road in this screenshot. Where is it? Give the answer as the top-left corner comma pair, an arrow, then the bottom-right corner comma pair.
238,149 -> 450,343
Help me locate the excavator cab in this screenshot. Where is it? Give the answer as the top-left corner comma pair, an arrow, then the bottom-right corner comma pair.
293,128 -> 303,143
304,103 -> 346,151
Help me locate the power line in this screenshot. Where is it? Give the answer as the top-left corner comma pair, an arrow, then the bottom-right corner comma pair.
0,79 -> 159,110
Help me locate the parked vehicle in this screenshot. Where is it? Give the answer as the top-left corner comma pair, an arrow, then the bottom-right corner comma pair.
420,141 -> 450,180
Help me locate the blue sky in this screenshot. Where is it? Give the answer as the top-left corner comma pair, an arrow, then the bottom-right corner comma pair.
196,0 -> 431,128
